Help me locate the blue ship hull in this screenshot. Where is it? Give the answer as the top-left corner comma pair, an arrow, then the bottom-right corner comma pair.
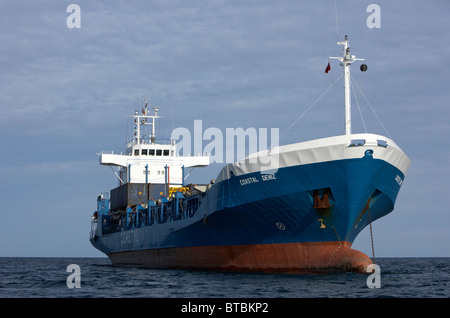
172,157 -> 401,247
90,135 -> 408,272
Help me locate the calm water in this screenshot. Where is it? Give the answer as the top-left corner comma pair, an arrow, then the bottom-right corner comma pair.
0,257 -> 448,298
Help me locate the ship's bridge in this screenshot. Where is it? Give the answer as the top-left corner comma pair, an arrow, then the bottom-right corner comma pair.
98,100 -> 209,186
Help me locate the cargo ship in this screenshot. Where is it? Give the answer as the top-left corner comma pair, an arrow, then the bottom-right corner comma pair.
90,36 -> 410,273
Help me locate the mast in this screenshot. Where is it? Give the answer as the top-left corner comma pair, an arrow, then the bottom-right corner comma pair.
132,97 -> 160,146
329,35 -> 364,135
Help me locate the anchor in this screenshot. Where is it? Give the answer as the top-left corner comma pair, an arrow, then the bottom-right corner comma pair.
313,189 -> 331,209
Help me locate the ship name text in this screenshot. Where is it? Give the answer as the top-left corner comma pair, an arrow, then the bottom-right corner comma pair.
239,173 -> 276,186
240,177 -> 259,186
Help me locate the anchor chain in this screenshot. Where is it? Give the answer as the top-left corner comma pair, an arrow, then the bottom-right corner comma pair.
367,204 -> 376,264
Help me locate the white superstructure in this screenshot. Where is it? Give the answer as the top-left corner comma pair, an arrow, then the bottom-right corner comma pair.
99,98 -> 210,186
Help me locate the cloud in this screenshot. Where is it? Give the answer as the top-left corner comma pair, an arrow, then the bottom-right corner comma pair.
0,0 -> 449,258
0,160 -> 97,176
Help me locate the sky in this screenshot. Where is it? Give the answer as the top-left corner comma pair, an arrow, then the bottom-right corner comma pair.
0,0 -> 449,258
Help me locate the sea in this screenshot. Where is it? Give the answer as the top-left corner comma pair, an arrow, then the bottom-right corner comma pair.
0,257 -> 448,313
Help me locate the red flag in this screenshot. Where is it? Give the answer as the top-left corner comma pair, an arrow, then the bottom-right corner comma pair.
324,62 -> 331,73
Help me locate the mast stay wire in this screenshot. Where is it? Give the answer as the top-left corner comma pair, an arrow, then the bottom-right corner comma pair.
351,77 -> 392,139
330,0 -> 343,130
270,73 -> 343,150
275,0 -> 342,142
351,74 -> 368,133
328,59 -> 343,132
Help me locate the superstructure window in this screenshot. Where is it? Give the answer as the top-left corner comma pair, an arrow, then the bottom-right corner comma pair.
149,149 -> 155,156
134,149 -> 139,156
377,140 -> 388,147
156,149 -> 162,156
349,139 -> 365,147
163,150 -> 169,156
142,149 -> 148,155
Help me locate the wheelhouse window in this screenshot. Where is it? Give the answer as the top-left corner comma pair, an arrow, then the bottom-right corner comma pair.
163,149 -> 169,156
149,149 -> 155,156
134,149 -> 139,156
156,149 -> 162,156
142,149 -> 148,155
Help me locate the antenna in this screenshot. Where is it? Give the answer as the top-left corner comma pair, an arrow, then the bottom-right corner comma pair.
143,96 -> 148,115
131,98 -> 160,146
151,106 -> 160,144
334,0 -> 340,42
